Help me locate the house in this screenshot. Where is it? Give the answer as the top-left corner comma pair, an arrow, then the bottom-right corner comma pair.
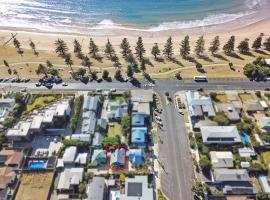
131,127 -> 147,147
210,151 -> 234,168
201,126 -> 241,144
238,147 -> 256,158
107,101 -> 128,121
212,168 -> 256,195
0,167 -> 16,192
132,112 -> 147,127
83,95 -> 99,112
128,149 -> 146,165
110,148 -> 125,169
55,101 -> 71,118
91,150 -> 107,165
216,103 -> 240,122
92,132 -> 104,147
57,168 -> 84,193
259,117 -> 270,133
97,118 -> 108,131
6,121 -> 32,141
75,153 -> 88,166
0,149 -> 24,168
120,176 -> 154,200
132,102 -> 151,116
62,146 -> 77,166
194,119 -> 218,131
243,100 -> 264,113
186,91 -> 215,120
85,177 -> 105,200
70,134 -> 91,143
29,115 -> 44,132
0,98 -> 15,122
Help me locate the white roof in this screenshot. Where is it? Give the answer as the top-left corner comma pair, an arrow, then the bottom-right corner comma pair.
57,168 -> 84,190
71,134 -> 91,142
260,101 -> 268,108
265,59 -> 270,65
43,109 -> 55,123
131,90 -> 153,103
238,147 -> 256,158
6,121 -> 31,137
62,146 -> 77,163
55,101 -> 70,116
30,115 -> 43,129
210,151 -> 234,168
75,153 -> 88,165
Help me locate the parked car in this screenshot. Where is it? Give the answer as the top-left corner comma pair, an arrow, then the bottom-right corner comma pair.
35,82 -> 42,87
62,82 -> 68,86
110,88 -> 116,92
155,116 -> 162,121
45,83 -> 53,88
3,78 -> 9,82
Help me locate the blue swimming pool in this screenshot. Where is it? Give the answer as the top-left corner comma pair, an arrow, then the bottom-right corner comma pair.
28,161 -> 46,169
241,132 -> 250,145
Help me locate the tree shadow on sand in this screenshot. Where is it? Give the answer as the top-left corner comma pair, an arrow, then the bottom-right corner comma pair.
169,57 -> 184,66
198,54 -> 214,62
213,54 -> 229,62
255,49 -> 269,56
226,52 -> 244,60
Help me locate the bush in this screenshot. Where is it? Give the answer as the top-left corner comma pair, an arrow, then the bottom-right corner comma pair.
63,139 -> 89,147
199,155 -> 212,172
101,136 -> 120,147
209,92 -> 217,100
214,111 -> 229,126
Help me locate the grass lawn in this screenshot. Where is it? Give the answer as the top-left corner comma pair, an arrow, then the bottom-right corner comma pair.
15,172 -> 54,200
26,95 -> 56,113
239,93 -> 254,102
215,94 -> 228,103
262,152 -> 270,166
109,94 -> 125,103
108,122 -> 122,137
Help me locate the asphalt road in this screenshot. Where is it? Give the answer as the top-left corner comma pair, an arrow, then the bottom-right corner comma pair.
157,92 -> 193,200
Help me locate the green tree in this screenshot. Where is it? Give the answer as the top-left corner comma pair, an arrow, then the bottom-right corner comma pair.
175,71 -> 181,80
163,36 -> 173,59
238,38 -> 250,54
257,193 -> 270,200
81,55 -> 92,74
180,35 -> 191,59
46,60 -> 53,68
196,63 -> 203,72
126,53 -> 136,65
126,65 -> 134,78
263,37 -> 270,51
102,70 -> 109,79
151,43 -> 161,60
29,40 -> 38,55
104,39 -> 115,60
194,36 -> 205,56
3,116 -> 15,128
111,55 -> 121,68
114,69 -> 122,80
76,68 -> 86,78
135,37 -> 146,62
13,69 -> 18,78
89,38 -> 99,59
64,53 -> 74,72
121,115 -> 131,136
209,36 -> 220,55
120,38 -> 132,60
54,38 -> 68,58
140,59 -> 146,73
101,136 -> 120,147
214,111 -> 230,125
3,60 -> 9,68
73,39 -> 84,59
223,36 -> 235,54
79,182 -> 86,195
252,34 -> 263,50
36,64 -> 48,76
199,155 -> 212,172
13,38 -> 23,56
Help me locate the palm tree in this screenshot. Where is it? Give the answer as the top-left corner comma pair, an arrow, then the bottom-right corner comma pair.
74,39 -> 84,59
55,39 -> 69,58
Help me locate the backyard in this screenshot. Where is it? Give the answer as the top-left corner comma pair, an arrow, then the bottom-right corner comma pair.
215,94 -> 228,103
239,93 -> 254,102
108,122 -> 122,137
15,172 -> 54,200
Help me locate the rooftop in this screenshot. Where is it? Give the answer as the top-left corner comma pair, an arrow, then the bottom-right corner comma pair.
57,168 -> 84,190
85,177 -> 105,200
213,168 -> 250,182
6,121 -> 31,137
131,89 -> 153,103
0,149 -> 24,166
132,112 -> 147,127
62,146 -> 77,163
131,127 -> 147,144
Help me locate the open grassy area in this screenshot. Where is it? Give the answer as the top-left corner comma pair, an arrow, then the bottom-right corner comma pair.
262,152 -> 270,166
26,95 -> 56,113
15,172 -> 54,200
239,93 -> 254,102
109,94 -> 125,103
215,94 -> 228,103
108,122 -> 122,137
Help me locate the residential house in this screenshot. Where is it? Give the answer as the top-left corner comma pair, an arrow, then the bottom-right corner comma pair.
120,176 -> 154,200
201,126 -> 241,144
91,150 -> 107,165
238,147 -> 256,158
132,112 -> 147,127
259,117 -> 270,133
226,91 -> 243,113
85,177 -> 105,200
29,115 -> 43,133
216,103 -> 241,122
0,149 -> 24,168
97,118 -> 108,131
110,148 -> 125,169
92,132 -> 104,147
186,91 -> 215,121
128,149 -> 146,165
212,168 -> 256,195
131,89 -> 153,116
0,98 -> 15,122
107,101 -> 128,121
131,127 -> 147,147
210,151 -> 234,168
6,121 -> 32,142
243,100 -> 264,113
59,146 -> 88,168
57,168 -> 84,193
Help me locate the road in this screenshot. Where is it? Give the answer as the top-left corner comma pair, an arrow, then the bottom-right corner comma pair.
157,92 -> 193,200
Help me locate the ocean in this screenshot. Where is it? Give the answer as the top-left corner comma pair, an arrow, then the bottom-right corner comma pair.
0,0 -> 269,33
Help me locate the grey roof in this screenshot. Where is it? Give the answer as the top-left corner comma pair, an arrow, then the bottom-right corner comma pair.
85,177 -> 105,200
213,168 -> 250,182
107,101 -> 128,120
186,91 -> 215,117
121,176 -> 153,200
110,148 -> 125,166
62,146 -> 77,163
71,134 -> 91,142
81,111 -> 97,135
201,126 -> 241,144
83,95 -> 99,112
243,100 -> 264,112
216,103 -> 240,121
238,147 -> 256,158
57,168 -> 84,190
92,132 -> 104,146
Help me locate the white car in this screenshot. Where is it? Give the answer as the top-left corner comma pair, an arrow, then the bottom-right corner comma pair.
62,82 -> 68,86
35,82 -> 42,87
110,88 -> 116,92
155,116 -> 162,121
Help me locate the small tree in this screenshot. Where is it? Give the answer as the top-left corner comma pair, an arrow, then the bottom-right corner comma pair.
29,40 -> 38,55
175,71 -> 181,80
263,37 -> 270,51
54,38 -> 68,58
194,36 -> 205,56
151,43 -> 161,60
223,36 -> 235,54
121,115 -> 131,136
13,38 -> 23,56
238,38 -> 250,54
180,35 -> 191,59
114,69 -> 122,80
199,155 -> 212,172
102,70 -> 109,79
135,36 -> 146,62
163,36 -> 173,59
126,65 -> 134,78
140,59 -> 146,73
64,53 -> 74,71
214,111 -> 229,125
81,55 -> 92,74
3,60 -> 9,68
36,64 -> 48,76
46,60 -> 53,68
209,36 -> 220,55
196,63 -> 203,72
104,39 -> 115,60
252,34 -> 263,50
120,38 -> 132,60
76,68 -> 86,78
89,38 -> 99,59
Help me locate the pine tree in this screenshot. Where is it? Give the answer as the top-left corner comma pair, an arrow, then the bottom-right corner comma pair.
102,70 -> 109,79
111,55 -> 121,68
135,37 -> 146,62
120,38 -> 131,59
252,35 -> 263,50
223,36 -> 235,55
209,36 -> 220,55
3,60 -> 9,68
180,35 -> 191,59
29,40 -> 38,55
13,38 -> 23,56
140,59 -> 146,73
126,65 -> 134,77
89,38 -> 99,59
114,69 -> 122,80
263,37 -> 270,51
163,36 -> 173,59
54,39 -> 69,58
151,43 -> 161,60
194,36 -> 205,56
104,39 -> 115,59
238,39 -> 250,54
81,56 -> 92,73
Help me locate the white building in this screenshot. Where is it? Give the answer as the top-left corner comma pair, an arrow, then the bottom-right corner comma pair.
210,151 -> 234,168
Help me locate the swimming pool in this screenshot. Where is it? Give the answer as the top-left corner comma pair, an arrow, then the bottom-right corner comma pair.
241,132 -> 250,145
28,161 -> 46,169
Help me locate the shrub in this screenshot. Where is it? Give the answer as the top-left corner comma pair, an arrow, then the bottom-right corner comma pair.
199,155 -> 212,172
214,111 -> 229,126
